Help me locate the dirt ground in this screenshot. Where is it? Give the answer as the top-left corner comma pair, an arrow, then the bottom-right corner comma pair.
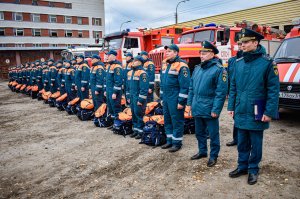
0,81 -> 299,199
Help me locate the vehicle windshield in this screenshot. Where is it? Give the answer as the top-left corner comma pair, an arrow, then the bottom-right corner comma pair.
180,33 -> 194,44
61,50 -> 73,60
104,38 -> 123,50
194,30 -> 215,43
274,37 -> 300,62
84,51 -> 99,57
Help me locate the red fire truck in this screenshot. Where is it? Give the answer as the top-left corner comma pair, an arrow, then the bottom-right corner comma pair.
149,21 -> 285,96
99,26 -> 191,65
273,17 -> 300,110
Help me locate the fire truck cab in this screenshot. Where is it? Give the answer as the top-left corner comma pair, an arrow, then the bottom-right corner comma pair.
61,45 -> 103,60
149,21 -> 284,96
100,27 -> 190,65
273,17 -> 300,110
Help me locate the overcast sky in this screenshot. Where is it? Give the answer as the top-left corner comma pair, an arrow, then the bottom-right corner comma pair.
104,0 -> 283,34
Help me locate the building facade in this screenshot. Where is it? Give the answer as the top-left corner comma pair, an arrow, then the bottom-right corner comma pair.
0,0 -> 105,79
167,0 -> 300,34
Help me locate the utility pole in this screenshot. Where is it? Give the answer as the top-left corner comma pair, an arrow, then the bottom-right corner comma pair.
175,0 -> 189,24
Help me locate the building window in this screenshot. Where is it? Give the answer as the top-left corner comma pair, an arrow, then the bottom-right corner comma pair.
32,0 -> 38,5
14,0 -> 20,4
33,43 -> 42,47
77,17 -> 82,25
65,3 -> 72,8
14,12 -> 23,21
93,18 -> 102,26
49,30 -> 58,37
65,16 -> 72,24
66,44 -> 72,47
0,12 -> 4,20
65,30 -> 72,37
31,14 -> 40,22
51,44 -> 58,47
93,31 -> 102,38
15,44 -> 25,47
49,15 -> 57,23
78,31 -> 83,38
32,29 -> 41,37
49,1 -> 54,7
14,28 -> 24,36
0,28 -> 4,36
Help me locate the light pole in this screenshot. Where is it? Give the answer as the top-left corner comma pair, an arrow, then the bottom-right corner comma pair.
120,20 -> 131,31
175,0 -> 189,24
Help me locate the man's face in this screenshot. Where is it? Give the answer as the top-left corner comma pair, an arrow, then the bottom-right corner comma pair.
165,49 -> 177,59
126,56 -> 132,62
132,60 -> 141,67
242,40 -> 258,52
142,55 -> 147,60
76,57 -> 82,63
238,43 -> 243,51
108,54 -> 116,62
200,51 -> 214,62
92,58 -> 98,64
65,63 -> 70,68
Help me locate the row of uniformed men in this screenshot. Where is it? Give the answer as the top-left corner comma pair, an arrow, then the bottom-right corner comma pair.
8,28 -> 279,185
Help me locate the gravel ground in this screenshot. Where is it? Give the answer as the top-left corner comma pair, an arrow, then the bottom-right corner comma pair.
0,81 -> 299,199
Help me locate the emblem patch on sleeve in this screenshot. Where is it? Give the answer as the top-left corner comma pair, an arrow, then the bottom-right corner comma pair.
183,68 -> 188,77
116,68 -> 121,75
222,70 -> 227,82
273,64 -> 279,76
142,73 -> 147,82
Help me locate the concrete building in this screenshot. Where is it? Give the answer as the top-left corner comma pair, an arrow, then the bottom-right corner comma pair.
0,0 -> 105,79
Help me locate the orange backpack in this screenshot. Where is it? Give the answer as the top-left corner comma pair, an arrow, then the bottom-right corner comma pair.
51,91 -> 61,99
95,103 -> 107,117
31,85 -> 38,92
39,88 -> 45,94
56,93 -> 67,102
20,84 -> 27,91
118,108 -> 132,121
42,91 -> 52,100
80,99 -> 94,110
143,115 -> 164,125
16,84 -> 22,89
68,97 -> 80,106
145,102 -> 159,115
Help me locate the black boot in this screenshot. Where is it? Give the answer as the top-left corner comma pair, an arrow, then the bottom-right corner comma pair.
229,168 -> 248,178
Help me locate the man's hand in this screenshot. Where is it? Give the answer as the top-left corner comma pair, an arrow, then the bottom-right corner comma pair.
228,111 -> 234,118
95,91 -> 99,95
61,84 -> 64,87
112,93 -> 116,99
261,115 -> 272,122
104,91 -> 106,97
211,112 -> 218,118
137,101 -> 142,106
127,99 -> 130,104
75,86 -> 78,90
148,89 -> 152,94
81,87 -> 85,92
177,104 -> 184,109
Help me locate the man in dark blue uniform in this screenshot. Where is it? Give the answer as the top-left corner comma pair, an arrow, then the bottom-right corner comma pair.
160,44 -> 191,152
226,40 -> 243,147
105,50 -> 123,125
187,41 -> 227,167
126,55 -> 149,139
228,28 -> 279,185
90,55 -> 106,111
124,53 -> 133,104
141,51 -> 155,102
